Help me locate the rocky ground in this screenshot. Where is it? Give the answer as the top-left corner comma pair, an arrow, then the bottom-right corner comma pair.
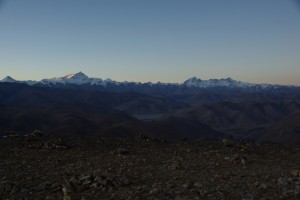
0,135 -> 300,200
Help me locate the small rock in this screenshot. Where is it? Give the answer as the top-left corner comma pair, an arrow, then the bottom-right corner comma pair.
62,185 -> 72,200
240,156 -> 247,165
90,183 -> 99,188
112,179 -> 122,187
118,176 -> 129,186
95,176 -> 108,186
238,140 -> 250,150
78,174 -> 92,181
150,188 -> 159,194
222,139 -> 234,147
43,138 -> 68,149
138,134 -> 149,140
170,161 -> 181,170
291,169 -> 300,177
32,182 -> 52,191
82,180 -> 92,185
63,176 -> 76,193
100,179 -> 108,187
278,177 -> 289,186
260,183 -> 268,189
229,154 -> 247,164
30,130 -> 44,137
0,181 -> 16,194
182,182 -> 191,189
116,148 -> 129,155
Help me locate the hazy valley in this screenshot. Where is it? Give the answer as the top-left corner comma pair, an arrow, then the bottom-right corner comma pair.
1,72 -> 300,144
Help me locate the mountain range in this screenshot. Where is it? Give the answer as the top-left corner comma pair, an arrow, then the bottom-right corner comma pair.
1,71 -> 297,89
1,72 -> 300,144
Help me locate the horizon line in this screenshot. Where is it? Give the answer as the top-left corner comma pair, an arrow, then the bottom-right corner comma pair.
1,71 -> 299,87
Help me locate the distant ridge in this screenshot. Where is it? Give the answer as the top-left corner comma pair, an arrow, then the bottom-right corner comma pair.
1,72 -> 298,89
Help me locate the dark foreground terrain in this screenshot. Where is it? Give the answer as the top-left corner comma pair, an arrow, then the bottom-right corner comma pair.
1,135 -> 300,200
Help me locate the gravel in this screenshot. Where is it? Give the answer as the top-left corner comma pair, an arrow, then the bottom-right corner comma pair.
0,136 -> 299,199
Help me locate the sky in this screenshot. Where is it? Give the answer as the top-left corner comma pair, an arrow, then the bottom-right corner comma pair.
0,0 -> 300,85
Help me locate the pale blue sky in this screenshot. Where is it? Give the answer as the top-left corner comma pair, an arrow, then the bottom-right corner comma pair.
0,0 -> 300,85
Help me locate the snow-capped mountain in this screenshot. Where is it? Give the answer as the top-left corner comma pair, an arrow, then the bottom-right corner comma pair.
1,76 -> 37,85
183,77 -> 272,88
1,71 -> 297,89
1,76 -> 17,83
41,71 -> 95,85
40,72 -> 120,86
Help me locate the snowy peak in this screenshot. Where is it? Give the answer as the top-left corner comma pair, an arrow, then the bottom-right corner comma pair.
183,77 -> 255,88
65,72 -> 89,80
0,76 -> 37,85
63,72 -> 90,84
183,77 -> 201,87
42,72 -> 92,85
1,76 -> 16,83
41,72 -> 108,86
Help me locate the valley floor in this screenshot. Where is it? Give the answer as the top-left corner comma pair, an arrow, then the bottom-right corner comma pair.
0,136 -> 300,200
